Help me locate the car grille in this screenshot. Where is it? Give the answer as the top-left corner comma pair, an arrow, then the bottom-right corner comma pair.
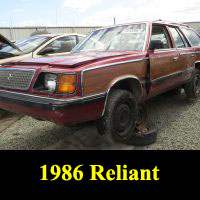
0,68 -> 35,90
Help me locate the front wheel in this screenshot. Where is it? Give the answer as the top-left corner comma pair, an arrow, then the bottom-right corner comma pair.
96,89 -> 138,144
184,69 -> 200,101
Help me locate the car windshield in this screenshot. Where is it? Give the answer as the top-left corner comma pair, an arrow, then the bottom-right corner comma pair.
72,23 -> 147,53
0,35 -> 50,55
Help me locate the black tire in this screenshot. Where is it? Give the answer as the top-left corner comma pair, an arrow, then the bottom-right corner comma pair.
184,69 -> 200,101
0,109 -> 7,119
165,88 -> 182,96
96,89 -> 138,144
127,124 -> 158,146
136,103 -> 148,130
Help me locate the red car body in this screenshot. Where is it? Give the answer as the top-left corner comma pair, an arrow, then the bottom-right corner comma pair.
0,21 -> 200,126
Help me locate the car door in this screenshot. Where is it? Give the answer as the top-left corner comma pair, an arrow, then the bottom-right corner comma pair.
148,25 -> 183,97
167,26 -> 195,82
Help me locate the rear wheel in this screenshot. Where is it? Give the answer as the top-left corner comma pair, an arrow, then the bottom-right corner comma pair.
96,89 -> 138,144
184,69 -> 200,101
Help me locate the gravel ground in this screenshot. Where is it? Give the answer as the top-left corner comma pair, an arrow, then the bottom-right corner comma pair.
0,91 -> 200,150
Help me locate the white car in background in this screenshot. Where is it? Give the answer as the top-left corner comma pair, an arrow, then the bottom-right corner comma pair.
0,33 -> 86,65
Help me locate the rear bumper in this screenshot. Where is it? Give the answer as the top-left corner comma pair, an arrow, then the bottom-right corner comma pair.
0,90 -> 106,126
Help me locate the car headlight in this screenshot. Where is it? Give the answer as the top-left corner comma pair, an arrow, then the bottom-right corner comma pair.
57,74 -> 77,94
44,73 -> 57,92
43,73 -> 77,94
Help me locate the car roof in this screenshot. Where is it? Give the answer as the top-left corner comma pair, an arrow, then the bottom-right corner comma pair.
95,20 -> 191,31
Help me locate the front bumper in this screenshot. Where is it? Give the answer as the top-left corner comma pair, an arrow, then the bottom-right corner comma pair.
0,90 -> 106,125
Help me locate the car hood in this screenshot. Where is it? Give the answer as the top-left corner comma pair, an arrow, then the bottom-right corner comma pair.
0,33 -> 21,53
0,53 -> 32,65
17,51 -> 145,68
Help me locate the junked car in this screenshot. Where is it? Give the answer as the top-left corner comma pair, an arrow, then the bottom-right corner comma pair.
0,33 -> 86,65
0,21 -> 200,144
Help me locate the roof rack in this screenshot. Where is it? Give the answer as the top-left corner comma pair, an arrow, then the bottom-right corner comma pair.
171,22 -> 190,28
153,19 -> 190,28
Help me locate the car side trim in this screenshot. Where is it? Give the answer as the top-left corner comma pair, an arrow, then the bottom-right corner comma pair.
151,71 -> 182,85
151,67 -> 194,85
83,57 -> 148,72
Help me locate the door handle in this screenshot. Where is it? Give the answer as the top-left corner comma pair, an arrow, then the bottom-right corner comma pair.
173,57 -> 179,61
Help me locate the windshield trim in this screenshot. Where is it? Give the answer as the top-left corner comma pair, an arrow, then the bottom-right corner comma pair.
95,21 -> 149,31
72,22 -> 148,53
143,22 -> 149,51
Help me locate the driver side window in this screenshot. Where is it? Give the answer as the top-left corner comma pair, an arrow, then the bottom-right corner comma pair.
45,36 -> 77,54
150,26 -> 171,50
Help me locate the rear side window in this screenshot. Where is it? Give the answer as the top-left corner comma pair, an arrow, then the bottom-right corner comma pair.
168,27 -> 185,48
176,29 -> 189,47
181,28 -> 200,47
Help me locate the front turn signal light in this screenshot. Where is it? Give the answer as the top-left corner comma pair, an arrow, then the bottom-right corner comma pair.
57,74 -> 77,94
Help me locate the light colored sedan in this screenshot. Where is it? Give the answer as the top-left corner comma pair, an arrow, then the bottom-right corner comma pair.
0,33 -> 86,65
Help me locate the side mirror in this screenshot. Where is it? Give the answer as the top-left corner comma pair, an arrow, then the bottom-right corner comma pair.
39,47 -> 55,55
149,40 -> 164,51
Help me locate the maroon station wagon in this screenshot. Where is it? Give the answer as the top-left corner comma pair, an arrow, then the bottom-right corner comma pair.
0,20 -> 200,144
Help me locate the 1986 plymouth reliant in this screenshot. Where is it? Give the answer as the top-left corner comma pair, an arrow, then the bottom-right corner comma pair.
0,20 -> 200,144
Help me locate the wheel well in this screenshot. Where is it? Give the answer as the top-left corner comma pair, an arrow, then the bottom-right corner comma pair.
109,78 -> 143,101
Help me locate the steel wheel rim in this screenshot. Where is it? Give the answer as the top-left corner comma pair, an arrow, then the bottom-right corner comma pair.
114,101 -> 134,137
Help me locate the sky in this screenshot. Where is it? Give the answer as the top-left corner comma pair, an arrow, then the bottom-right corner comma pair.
0,0 -> 200,27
